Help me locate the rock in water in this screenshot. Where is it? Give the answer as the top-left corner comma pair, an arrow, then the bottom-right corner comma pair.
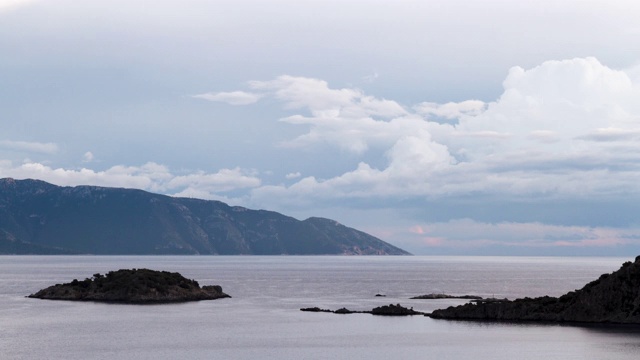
300,303 -> 423,315
28,268 -> 230,304
411,294 -> 483,300
430,256 -> 640,324
371,304 -> 423,316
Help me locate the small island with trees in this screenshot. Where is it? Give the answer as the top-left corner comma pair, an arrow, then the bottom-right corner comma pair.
28,268 -> 230,304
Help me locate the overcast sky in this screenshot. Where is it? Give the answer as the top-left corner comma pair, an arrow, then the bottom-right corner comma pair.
2,0 -> 640,255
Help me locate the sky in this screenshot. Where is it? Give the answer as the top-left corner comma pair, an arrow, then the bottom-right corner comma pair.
2,0 -> 640,255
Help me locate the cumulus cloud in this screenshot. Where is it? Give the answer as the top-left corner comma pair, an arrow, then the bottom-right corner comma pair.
220,57 -> 640,207
193,91 -> 262,105
455,57 -> 639,144
285,172 -> 301,179
0,140 -> 58,154
248,75 -> 418,154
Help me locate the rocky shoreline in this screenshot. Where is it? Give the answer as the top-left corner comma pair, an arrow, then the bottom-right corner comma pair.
300,257 -> 640,325
28,268 -> 230,304
430,256 -> 640,324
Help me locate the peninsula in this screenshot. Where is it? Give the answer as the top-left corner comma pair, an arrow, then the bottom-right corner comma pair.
430,256 -> 640,324
28,268 -> 230,304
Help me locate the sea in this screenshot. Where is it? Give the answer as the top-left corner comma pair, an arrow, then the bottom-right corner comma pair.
2,255 -> 640,360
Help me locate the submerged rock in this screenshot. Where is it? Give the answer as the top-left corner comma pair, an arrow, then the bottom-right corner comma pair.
411,293 -> 483,300
430,256 -> 640,324
28,268 -> 230,304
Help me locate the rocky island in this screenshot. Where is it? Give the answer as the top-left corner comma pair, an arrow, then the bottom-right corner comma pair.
28,268 -> 230,304
430,256 -> 640,324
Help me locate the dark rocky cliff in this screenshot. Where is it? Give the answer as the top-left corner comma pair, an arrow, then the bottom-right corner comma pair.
0,178 -> 410,255
430,256 -> 640,324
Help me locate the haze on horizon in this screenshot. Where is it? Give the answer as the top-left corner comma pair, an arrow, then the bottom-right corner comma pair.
2,0 -> 640,256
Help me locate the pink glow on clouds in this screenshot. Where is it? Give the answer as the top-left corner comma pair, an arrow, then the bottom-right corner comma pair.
409,225 -> 425,235
392,219 -> 640,251
553,238 -> 629,247
422,237 -> 446,246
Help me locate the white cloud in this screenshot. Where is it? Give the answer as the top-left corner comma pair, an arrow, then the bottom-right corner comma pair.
82,151 -> 94,162
0,140 -> 58,154
193,91 -> 262,105
247,76 -> 415,154
250,75 -> 407,118
285,172 -> 301,179
415,100 -> 486,120
454,57 -> 639,148
167,167 -> 261,193
235,57 -> 640,206
0,161 -> 261,198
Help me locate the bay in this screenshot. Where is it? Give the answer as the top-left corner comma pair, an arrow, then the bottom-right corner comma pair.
2,255 -> 640,359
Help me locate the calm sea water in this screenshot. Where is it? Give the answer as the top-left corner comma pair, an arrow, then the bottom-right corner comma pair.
2,256 -> 640,359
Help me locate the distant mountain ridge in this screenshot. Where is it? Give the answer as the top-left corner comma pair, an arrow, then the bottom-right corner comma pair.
0,178 -> 410,255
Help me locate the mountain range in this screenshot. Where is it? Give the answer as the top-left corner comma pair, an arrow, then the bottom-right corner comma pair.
0,178 -> 409,255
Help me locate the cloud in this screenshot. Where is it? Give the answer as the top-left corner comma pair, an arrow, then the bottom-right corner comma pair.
362,71 -> 379,83
455,57 -> 639,142
415,100 -> 486,121
193,91 -> 262,105
0,161 -> 261,198
250,75 -> 407,118
285,172 -> 301,179
577,128 -> 640,142
528,130 -> 560,143
5,56 -> 639,255
0,140 -> 58,154
247,75 -> 414,154
166,167 -> 261,193
221,57 -> 640,208
399,219 -> 639,250
82,151 -> 94,162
